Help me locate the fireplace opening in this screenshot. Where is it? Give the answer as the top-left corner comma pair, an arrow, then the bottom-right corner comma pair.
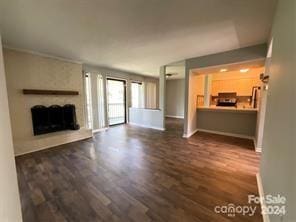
31,104 -> 80,135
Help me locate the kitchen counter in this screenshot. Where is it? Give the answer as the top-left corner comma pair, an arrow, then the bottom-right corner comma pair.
197,105 -> 258,113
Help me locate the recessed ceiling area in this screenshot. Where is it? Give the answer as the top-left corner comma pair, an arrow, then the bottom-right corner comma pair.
0,0 -> 277,77
192,59 -> 266,75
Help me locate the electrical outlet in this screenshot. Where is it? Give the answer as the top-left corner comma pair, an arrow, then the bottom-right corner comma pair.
263,85 -> 269,91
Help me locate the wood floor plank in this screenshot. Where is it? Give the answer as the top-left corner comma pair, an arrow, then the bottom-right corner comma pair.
16,118 -> 262,222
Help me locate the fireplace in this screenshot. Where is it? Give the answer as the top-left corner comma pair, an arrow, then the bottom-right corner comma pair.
31,104 -> 80,135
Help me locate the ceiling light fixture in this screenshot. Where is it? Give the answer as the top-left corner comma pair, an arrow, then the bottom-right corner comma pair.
240,68 -> 249,73
165,73 -> 178,78
220,68 -> 228,72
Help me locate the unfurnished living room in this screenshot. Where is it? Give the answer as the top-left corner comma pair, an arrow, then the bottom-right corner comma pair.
0,0 -> 295,222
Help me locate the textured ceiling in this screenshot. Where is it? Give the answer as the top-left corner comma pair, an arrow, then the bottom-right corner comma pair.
0,0 -> 277,76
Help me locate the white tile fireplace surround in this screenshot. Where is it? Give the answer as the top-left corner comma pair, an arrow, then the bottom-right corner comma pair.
14,128 -> 92,156
3,48 -> 92,156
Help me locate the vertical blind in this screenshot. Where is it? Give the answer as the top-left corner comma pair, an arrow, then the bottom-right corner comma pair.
84,72 -> 106,130
85,73 -> 93,129
145,82 -> 157,109
97,74 -> 105,128
131,82 -> 144,108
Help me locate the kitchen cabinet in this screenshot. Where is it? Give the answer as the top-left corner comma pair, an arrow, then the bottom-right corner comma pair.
211,78 -> 261,96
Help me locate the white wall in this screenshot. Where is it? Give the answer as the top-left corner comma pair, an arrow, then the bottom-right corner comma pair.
166,79 -> 185,118
129,108 -> 164,130
4,49 -> 92,155
260,0 -> 295,221
0,35 -> 23,222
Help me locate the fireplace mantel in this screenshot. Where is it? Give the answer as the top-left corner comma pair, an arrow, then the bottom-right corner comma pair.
23,89 -> 79,95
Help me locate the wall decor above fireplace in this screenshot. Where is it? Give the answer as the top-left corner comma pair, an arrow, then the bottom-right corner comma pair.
31,104 -> 80,135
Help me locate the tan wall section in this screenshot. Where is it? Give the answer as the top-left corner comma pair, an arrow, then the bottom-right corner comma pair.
3,49 -> 90,155
197,110 -> 257,137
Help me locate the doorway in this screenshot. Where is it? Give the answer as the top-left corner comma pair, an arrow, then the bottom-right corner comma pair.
107,78 -> 126,125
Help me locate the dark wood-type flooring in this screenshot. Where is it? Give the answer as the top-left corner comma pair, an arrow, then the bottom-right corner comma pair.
16,118 -> 262,222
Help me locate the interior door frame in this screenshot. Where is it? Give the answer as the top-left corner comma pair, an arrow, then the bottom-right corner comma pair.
106,77 -> 127,125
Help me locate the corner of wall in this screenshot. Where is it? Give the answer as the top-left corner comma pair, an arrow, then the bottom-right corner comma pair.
0,34 -> 23,222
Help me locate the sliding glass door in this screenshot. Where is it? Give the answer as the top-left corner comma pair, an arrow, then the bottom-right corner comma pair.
107,78 -> 126,125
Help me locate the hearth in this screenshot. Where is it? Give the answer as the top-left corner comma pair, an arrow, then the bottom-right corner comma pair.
31,104 -> 80,135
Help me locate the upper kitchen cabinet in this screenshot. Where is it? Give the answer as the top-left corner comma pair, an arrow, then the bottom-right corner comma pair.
211,67 -> 263,96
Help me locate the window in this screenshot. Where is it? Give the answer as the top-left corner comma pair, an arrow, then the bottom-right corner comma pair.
84,73 -> 93,129
131,82 -> 144,108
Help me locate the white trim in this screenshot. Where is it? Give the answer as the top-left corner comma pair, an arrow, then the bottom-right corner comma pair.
196,128 -> 254,140
166,115 -> 184,119
129,122 -> 165,131
92,127 -> 108,133
106,76 -> 128,82
3,46 -> 82,64
130,107 -> 161,112
255,147 -> 262,153
256,173 -> 270,222
253,139 -> 262,152
166,77 -> 185,80
183,128 -> 199,138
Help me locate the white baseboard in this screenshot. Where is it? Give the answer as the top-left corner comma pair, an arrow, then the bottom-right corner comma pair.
92,127 -> 108,133
253,139 -> 262,152
128,122 -> 165,131
183,128 -> 199,138
166,115 -> 184,119
196,128 -> 254,140
255,147 -> 262,153
256,173 -> 270,222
